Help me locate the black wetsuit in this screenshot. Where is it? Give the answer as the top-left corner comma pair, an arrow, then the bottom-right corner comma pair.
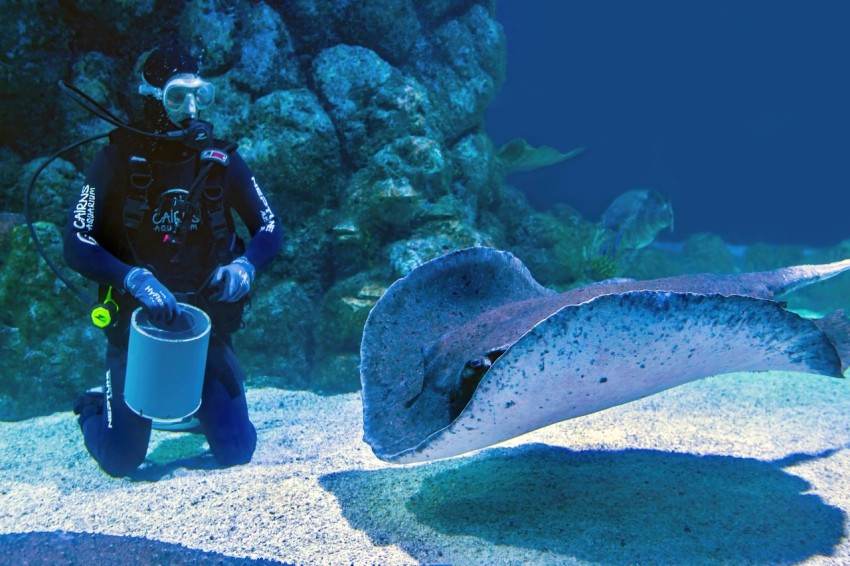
64,125 -> 283,476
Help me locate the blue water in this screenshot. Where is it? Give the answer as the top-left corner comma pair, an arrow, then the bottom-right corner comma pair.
486,1 -> 850,247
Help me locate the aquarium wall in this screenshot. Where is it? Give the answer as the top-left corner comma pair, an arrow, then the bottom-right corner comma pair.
1,0 -> 848,420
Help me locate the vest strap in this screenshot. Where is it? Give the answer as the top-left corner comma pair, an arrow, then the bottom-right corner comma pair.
123,155 -> 151,230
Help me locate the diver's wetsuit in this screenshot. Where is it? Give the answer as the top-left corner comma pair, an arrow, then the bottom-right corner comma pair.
64,126 -> 282,477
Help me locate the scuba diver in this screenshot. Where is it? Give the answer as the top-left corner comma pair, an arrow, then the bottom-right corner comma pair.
64,43 -> 283,477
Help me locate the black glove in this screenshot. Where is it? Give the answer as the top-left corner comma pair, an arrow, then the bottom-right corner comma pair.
124,267 -> 181,324
209,257 -> 255,302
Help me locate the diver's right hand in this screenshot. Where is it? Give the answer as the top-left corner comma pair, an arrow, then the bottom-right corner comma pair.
123,267 -> 180,324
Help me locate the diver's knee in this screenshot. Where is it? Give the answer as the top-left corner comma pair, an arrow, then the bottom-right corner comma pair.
213,446 -> 254,468
97,450 -> 146,477
210,429 -> 256,467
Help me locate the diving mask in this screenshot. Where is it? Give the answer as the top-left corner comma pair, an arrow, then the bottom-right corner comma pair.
139,73 -> 215,113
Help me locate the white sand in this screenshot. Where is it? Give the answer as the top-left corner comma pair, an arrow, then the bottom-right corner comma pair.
2,371 -> 850,565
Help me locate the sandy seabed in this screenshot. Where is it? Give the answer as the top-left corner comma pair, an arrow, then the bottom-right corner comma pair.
2,370 -> 850,565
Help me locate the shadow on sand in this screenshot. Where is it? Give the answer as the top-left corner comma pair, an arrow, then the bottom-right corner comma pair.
321,443 -> 845,564
0,531 -> 290,565
127,432 -> 221,482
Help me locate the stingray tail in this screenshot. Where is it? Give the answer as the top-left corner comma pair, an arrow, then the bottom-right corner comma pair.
813,309 -> 850,377
770,259 -> 850,298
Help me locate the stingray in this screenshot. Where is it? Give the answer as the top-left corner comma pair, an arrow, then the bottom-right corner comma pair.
360,247 -> 850,464
495,139 -> 586,174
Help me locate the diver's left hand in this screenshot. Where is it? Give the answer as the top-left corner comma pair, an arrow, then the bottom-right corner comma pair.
209,257 -> 255,302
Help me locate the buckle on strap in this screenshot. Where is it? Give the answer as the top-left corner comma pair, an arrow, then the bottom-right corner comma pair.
200,148 -> 230,166
123,197 -> 149,230
207,207 -> 230,239
124,156 -> 152,230
128,155 -> 152,190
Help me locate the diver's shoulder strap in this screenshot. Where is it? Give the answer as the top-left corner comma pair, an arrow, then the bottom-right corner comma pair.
171,140 -> 239,264
198,141 -> 235,242
123,155 -> 152,230
108,128 -> 154,231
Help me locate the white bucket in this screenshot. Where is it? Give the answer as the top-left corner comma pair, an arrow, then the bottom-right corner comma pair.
124,303 -> 211,422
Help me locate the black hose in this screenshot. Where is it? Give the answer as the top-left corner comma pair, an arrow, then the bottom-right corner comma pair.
27,80 -> 193,307
57,81 -> 185,142
24,133 -> 109,305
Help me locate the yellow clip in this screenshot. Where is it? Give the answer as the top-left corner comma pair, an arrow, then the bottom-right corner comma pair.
90,287 -> 119,328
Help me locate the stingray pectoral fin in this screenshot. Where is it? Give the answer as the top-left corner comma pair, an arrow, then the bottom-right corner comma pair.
764,259 -> 850,299
496,138 -> 586,174
813,309 -> 850,375
380,291 -> 843,464
360,247 -> 555,461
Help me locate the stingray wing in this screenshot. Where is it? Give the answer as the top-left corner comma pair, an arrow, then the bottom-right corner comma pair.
361,247 -> 850,464
378,291 -> 843,464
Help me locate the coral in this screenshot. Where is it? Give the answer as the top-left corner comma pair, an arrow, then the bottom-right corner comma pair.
337,0 -> 424,66
179,0 -> 241,73
314,273 -> 389,366
237,280 -> 315,390
237,88 -> 342,215
0,224 -> 100,420
227,2 -> 303,95
312,45 -> 434,167
17,157 -> 83,228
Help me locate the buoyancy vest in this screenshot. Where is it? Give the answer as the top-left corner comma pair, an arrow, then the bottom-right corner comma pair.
101,127 -> 246,339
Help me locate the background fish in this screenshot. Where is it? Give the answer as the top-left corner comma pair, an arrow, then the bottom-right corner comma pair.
589,188 -> 674,277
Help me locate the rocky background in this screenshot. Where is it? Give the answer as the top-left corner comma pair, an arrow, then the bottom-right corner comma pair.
1,0 -> 848,420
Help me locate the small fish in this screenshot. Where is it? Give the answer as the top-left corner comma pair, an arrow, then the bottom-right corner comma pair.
600,188 -> 674,255
588,189 -> 674,277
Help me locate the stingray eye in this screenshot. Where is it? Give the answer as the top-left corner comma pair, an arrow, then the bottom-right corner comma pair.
467,357 -> 491,370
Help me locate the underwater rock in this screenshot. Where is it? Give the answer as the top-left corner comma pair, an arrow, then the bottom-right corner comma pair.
413,4 -> 506,142
59,52 -> 124,165
387,222 -> 491,277
0,213 -> 25,260
360,247 -> 850,463
227,1 -> 303,95
273,0 -> 343,55
0,149 -> 24,213
418,0 -> 495,26
680,233 -> 738,274
622,232 -> 739,281
0,223 -> 100,420
315,275 -> 389,367
237,88 -> 342,211
338,0 -> 424,66
17,158 -> 83,228
237,280 -> 314,390
312,45 -> 433,167
312,353 -> 362,394
346,137 -> 451,237
56,0 -> 156,34
350,175 -> 425,234
1,3 -> 73,157
450,131 -> 502,213
350,136 -> 451,214
508,210 -> 595,288
179,0 -> 242,73
744,242 -> 807,272
195,75 -> 254,143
